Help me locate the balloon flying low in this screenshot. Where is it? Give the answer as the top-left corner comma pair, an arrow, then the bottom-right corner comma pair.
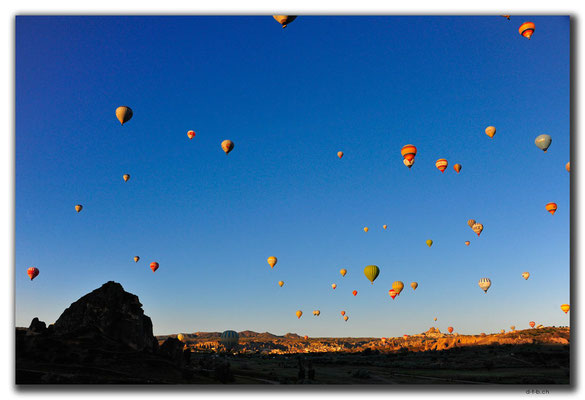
177,334 -> 184,342
267,256 -> 277,268
529,321 -> 536,328
27,267 -> 39,281
116,106 -> 133,125
448,327 -> 454,334
221,140 -> 234,154
150,262 -> 159,272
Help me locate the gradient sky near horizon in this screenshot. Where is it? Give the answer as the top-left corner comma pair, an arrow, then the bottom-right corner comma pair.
15,15 -> 570,337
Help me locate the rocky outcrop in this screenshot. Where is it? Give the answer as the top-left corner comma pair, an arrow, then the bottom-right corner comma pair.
159,337 -> 186,367
26,317 -> 47,335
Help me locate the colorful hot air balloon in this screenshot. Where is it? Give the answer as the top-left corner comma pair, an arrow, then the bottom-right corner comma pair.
467,219 -> 476,228
448,326 -> 454,334
123,174 -> 130,182
296,310 -> 303,319
364,265 -> 380,284
411,282 -> 418,291
313,310 -> 320,316
363,227 -> 369,233
502,15 -> 511,20
383,224 -> 387,230
478,277 -> 491,293
304,335 -> 309,340
403,158 -> 415,169
522,272 -> 530,280
331,283 -> 337,290
535,134 -> 552,152
485,126 -> 496,138
403,335 -> 408,340
221,140 -> 234,154
472,223 -> 484,237
389,289 -> 397,300
134,256 -> 140,263
220,330 -> 239,350
278,281 -> 284,287
529,321 -> 536,328
116,106 -> 133,125
465,241 -> 470,246
426,239 -> 433,247
27,267 -> 39,281
561,304 -> 570,314
75,204 -> 83,213
273,15 -> 297,28
546,203 -> 557,215
401,144 -> 417,162
340,311 -> 346,316
177,333 -> 184,342
344,316 -> 349,322
519,21 -> 535,40
435,159 -> 448,173
340,269 -> 347,277
352,290 -> 358,296
337,151 -> 344,159
510,325 -> 516,331
453,164 -> 462,173
392,281 -> 404,295
566,162 -> 570,172
150,262 -> 159,272
187,130 -> 195,139
267,256 -> 277,268
500,329 -> 505,334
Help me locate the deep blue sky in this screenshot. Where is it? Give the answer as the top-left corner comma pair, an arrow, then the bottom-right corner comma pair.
15,16 -> 570,337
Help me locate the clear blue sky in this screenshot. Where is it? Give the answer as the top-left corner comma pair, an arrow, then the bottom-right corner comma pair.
15,15 -> 570,337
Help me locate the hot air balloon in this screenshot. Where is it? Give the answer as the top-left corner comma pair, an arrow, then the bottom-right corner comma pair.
364,265 -> 380,284
500,329 -> 505,334
435,159 -> 448,173
383,224 -> 387,230
331,283 -> 337,290
337,151 -> 344,159
344,316 -> 349,322
123,174 -> 130,182
448,326 -> 454,334
403,158 -> 415,169
401,144 -> 417,162
453,164 -> 462,173
267,256 -> 277,268
566,162 -> 570,172
340,269 -> 347,277
522,272 -> 530,280
561,304 -> 570,314
296,310 -> 303,319
465,241 -> 470,246
341,311 -> 346,316
352,290 -> 358,296
278,281 -> 284,287
273,15 -> 297,28
426,239 -> 433,247
403,335 -> 408,340
411,282 -> 418,291
502,15 -> 511,20
519,21 -> 535,40
392,281 -> 404,295
187,130 -> 195,139
116,106 -> 133,125
304,335 -> 309,340
27,267 -> 39,281
510,325 -> 516,331
535,134 -> 552,152
472,223 -> 484,237
75,205 -> 83,213
177,333 -> 184,342
546,203 -> 557,215
389,289 -> 397,300
434,317 -> 437,322
134,256 -> 140,263
467,219 -> 476,228
150,262 -> 159,272
221,140 -> 234,154
478,277 -> 491,293
220,330 -> 239,350
529,321 -> 536,328
313,310 -> 320,316
485,126 -> 496,138
364,227 -> 369,233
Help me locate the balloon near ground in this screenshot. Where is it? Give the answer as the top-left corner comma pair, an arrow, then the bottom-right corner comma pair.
546,203 -> 558,215
530,321 -> 536,328
221,140 -> 234,154
448,327 -> 454,334
220,330 -> 239,350
150,262 -> 159,272
267,256 -> 277,268
519,21 -> 536,39
364,265 -> 380,284
27,267 -> 39,281
115,106 -> 133,125
485,126 -> 496,138
273,15 -> 297,28
478,278 -> 491,293
177,333 -> 184,342
535,134 -> 552,152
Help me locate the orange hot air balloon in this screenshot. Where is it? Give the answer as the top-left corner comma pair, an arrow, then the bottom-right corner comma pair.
529,321 -> 536,328
389,289 -> 397,300
465,241 -> 470,246
519,22 -> 535,40
352,290 -> 358,296
546,203 -> 557,215
436,159 -> 448,173
502,15 -> 511,20
383,224 -> 387,230
401,144 -> 417,162
566,162 -> 570,172
341,311 -> 346,316
221,140 -> 234,154
340,268 -> 347,277
561,304 -> 570,314
267,256 -> 277,268
363,227 -> 369,233
273,15 -> 297,28
187,130 -> 195,139
522,272 -> 530,280
410,282 -> 418,291
472,223 -> 484,237
150,262 -> 159,272
27,267 -> 39,281
337,151 -> 344,159
344,316 -> 349,322
331,283 -> 337,290
485,126 -> 496,138
134,256 -> 140,263
75,204 -> 83,213
115,106 -> 133,125
453,164 -> 462,173
123,174 -> 130,182
278,281 -> 284,287
467,219 -> 476,228
304,335 -> 308,340
403,335 -> 408,340
448,326 -> 454,334
296,310 -> 303,319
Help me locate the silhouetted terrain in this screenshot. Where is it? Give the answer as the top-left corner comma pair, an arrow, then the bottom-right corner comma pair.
16,282 -> 570,384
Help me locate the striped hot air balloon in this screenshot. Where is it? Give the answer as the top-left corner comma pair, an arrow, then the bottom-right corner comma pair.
519,22 -> 535,40
220,330 -> 239,350
401,144 -> 417,162
436,159 -> 448,173
389,289 -> 397,299
27,267 -> 39,281
546,203 -> 557,215
478,278 -> 491,293
267,256 -> 277,268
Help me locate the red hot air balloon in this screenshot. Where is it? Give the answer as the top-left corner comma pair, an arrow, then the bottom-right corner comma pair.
529,321 -> 536,328
546,203 -> 558,215
27,267 -> 39,281
401,145 -> 417,162
352,290 -> 358,296
435,159 -> 448,173
187,130 -> 196,139
341,311 -> 346,316
337,151 -> 344,159
389,289 -> 397,300
150,262 -> 159,272
519,22 -> 535,40
448,326 -> 454,334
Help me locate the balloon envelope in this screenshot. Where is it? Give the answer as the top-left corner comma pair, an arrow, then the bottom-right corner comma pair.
546,203 -> 557,215
522,272 -> 530,280
453,164 -> 462,173
426,239 -> 433,247
75,205 -> 83,213
535,134 -> 552,152
389,289 -> 397,299
448,327 -> 454,334
363,227 -> 369,232
337,151 -> 344,159
296,310 -> 303,319
220,330 -> 239,350
340,268 -> 347,277
123,174 -> 130,182
529,321 -> 536,328
27,267 -> 39,281
364,265 -> 380,284
187,130 -> 195,139
566,162 -> 570,172
177,334 -> 184,342
278,281 -> 284,287
519,21 -> 536,39
392,281 -> 405,295
467,219 -> 476,228
561,304 -> 570,314
134,256 -> 140,263
410,282 -> 418,290
150,262 -> 159,272
331,283 -> 337,290
344,316 -> 349,321
478,277 -> 491,293
485,126 -> 496,138
472,223 -> 484,236
401,144 -> 417,161
352,290 -> 358,296
116,106 -> 133,125
383,224 -> 387,230
267,256 -> 277,268
435,159 -> 448,173
273,15 -> 297,28
465,241 -> 470,246
221,140 -> 234,154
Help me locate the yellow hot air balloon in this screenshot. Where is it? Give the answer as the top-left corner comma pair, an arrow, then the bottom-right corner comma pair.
522,272 -> 530,280
267,256 -> 277,268
383,224 -> 387,230
566,162 -> 570,172
221,140 -> 234,154
546,203 -> 557,215
116,106 -> 133,125
403,158 -> 415,169
410,282 -> 418,291
344,316 -> 349,322
340,269 -> 347,277
177,333 -> 184,342
435,159 -> 448,173
273,15 -> 297,28
134,256 -> 140,263
478,277 -> 491,293
75,204 -> 83,213
392,281 -> 404,295
296,310 -> 303,319
337,151 -> 344,159
278,281 -> 284,287
467,219 -> 476,228
485,126 -> 496,138
123,174 -> 130,182
453,164 -> 462,173
472,223 -> 484,237
465,241 -> 470,246
363,227 -> 369,233
561,304 -> 570,314
426,239 -> 433,247
519,21 -> 535,40
331,283 -> 337,290
364,265 -> 380,284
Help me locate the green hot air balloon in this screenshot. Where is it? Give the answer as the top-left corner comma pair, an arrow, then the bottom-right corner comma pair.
535,134 -> 552,152
364,265 -> 380,284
